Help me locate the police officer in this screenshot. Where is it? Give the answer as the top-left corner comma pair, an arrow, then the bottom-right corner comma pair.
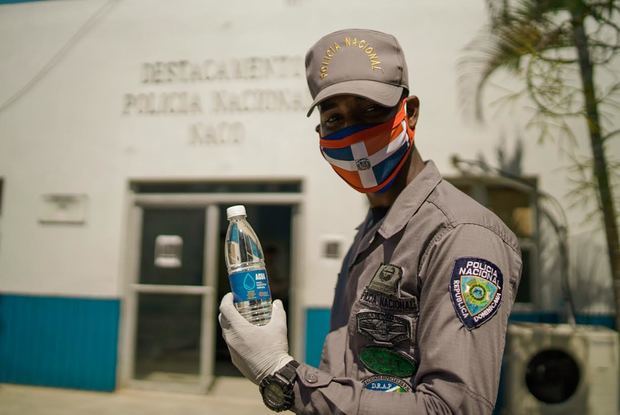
219,28 -> 523,414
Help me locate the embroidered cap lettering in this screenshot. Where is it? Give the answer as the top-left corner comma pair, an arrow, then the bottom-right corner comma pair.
449,257 -> 503,330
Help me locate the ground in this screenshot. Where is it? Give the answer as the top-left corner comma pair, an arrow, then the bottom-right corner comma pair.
0,377 -> 273,415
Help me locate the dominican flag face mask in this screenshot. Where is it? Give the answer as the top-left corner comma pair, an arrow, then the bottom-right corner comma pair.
318,99 -> 415,193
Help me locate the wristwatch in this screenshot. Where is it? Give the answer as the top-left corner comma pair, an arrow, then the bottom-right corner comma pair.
259,360 -> 300,412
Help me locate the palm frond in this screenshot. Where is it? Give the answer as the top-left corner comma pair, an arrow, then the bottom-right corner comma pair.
459,1 -> 574,120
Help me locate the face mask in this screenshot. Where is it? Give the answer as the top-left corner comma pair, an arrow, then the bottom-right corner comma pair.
318,99 -> 415,193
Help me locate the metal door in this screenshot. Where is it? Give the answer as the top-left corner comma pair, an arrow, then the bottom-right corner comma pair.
119,191 -> 302,393
122,205 -> 219,393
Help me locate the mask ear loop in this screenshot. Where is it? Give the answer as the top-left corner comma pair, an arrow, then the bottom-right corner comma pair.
402,98 -> 418,133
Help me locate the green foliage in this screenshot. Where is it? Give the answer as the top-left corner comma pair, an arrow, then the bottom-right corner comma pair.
459,0 -> 620,229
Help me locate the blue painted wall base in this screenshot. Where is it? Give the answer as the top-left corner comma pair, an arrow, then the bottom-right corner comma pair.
0,294 -> 120,392
305,308 -> 331,368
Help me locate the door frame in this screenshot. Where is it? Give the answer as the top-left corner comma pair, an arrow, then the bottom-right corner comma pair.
118,191 -> 304,393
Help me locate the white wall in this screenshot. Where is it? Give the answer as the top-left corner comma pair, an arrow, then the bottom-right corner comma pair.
0,0 -> 616,312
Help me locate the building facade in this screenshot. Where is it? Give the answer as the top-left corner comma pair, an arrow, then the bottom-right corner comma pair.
0,0 -> 616,399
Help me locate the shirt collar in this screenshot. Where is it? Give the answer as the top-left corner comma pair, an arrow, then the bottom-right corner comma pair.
377,159 -> 443,239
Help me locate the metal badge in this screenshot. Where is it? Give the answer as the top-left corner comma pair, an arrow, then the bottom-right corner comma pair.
355,158 -> 372,170
449,257 -> 503,330
356,312 -> 410,344
359,346 -> 417,378
362,375 -> 412,393
368,264 -> 403,296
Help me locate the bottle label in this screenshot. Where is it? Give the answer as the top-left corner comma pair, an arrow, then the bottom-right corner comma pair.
229,268 -> 272,303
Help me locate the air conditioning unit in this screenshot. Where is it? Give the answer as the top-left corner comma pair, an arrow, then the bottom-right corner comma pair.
502,323 -> 619,415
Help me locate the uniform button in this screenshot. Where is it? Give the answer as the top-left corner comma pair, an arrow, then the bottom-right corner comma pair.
305,372 -> 318,383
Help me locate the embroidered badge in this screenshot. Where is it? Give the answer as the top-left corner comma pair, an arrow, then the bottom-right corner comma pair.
360,290 -> 419,314
356,312 -> 410,344
449,257 -> 503,330
362,375 -> 412,393
359,346 -> 417,378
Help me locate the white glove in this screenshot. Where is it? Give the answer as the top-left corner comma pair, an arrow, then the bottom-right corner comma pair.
218,292 -> 294,384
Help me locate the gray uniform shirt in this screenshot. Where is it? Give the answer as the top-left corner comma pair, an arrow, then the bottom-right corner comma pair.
293,160 -> 523,414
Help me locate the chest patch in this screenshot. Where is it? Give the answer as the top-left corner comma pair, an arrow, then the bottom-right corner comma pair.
362,375 -> 411,393
368,264 -> 402,296
359,346 -> 417,377
356,312 -> 410,344
449,257 -> 503,330
360,263 -> 419,314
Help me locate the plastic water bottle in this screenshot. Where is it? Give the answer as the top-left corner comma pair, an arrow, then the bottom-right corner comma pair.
225,205 -> 272,325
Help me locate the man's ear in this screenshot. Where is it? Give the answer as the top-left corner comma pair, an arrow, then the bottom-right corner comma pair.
405,95 -> 419,130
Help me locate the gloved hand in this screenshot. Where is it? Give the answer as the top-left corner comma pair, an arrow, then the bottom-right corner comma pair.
218,292 -> 294,384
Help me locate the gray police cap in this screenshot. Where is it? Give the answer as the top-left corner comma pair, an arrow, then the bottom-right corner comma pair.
305,28 -> 409,117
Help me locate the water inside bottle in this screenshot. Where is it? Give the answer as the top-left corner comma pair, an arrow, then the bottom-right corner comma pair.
225,215 -> 272,325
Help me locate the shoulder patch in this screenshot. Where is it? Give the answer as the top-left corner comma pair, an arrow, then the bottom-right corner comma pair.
449,257 -> 503,330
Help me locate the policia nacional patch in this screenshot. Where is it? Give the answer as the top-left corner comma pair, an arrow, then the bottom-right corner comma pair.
449,257 -> 503,330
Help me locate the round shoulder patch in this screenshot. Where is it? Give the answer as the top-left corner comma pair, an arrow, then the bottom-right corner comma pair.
449,257 -> 503,330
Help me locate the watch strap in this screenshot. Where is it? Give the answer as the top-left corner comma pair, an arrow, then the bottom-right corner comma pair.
276,359 -> 300,383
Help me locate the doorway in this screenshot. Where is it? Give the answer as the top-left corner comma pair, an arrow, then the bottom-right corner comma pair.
120,186 -> 301,393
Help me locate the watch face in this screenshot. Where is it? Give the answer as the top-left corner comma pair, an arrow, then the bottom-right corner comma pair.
264,383 -> 285,405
